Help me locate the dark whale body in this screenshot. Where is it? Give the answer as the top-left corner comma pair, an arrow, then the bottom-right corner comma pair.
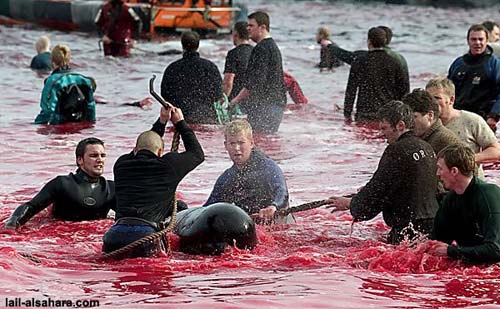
174,203 -> 258,255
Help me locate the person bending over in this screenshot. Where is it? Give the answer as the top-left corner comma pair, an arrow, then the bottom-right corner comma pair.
103,105 -> 204,258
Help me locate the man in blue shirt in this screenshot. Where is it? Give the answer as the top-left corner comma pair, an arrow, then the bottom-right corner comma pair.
448,24 -> 500,131
204,119 -> 293,223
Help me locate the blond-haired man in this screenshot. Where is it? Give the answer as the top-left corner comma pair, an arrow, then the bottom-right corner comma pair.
204,119 -> 292,223
426,76 -> 500,178
30,35 -> 51,71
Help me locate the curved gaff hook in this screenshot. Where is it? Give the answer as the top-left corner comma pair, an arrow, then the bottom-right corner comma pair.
149,75 -> 174,108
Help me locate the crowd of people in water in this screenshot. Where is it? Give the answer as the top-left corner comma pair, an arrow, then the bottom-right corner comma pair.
7,0 -> 500,264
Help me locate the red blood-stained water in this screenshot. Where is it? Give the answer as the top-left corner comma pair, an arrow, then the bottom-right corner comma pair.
1,1 -> 500,307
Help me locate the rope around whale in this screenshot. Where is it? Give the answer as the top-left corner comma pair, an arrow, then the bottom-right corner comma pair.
101,130 -> 180,260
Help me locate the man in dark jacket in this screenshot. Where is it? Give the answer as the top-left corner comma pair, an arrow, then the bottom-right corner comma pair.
429,144 -> 500,263
321,25 -> 408,74
448,24 -> 500,131
344,27 -> 409,122
102,105 -> 204,258
326,101 -> 439,244
4,138 -> 115,229
161,31 -> 223,124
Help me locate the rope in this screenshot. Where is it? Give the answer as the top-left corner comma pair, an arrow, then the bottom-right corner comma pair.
19,252 -> 42,264
274,194 -> 355,218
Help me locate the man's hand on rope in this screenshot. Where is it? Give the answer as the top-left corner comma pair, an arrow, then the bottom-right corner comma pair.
324,196 -> 351,213
251,205 -> 277,225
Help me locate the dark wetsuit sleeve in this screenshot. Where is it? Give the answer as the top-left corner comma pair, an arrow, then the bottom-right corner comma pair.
162,120 -> 204,179
350,148 -> 399,222
327,44 -> 356,65
344,59 -> 360,118
447,191 -> 500,263
151,118 -> 167,138
6,178 -> 60,227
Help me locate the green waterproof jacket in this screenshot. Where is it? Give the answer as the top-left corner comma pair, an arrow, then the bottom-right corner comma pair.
35,69 -> 96,125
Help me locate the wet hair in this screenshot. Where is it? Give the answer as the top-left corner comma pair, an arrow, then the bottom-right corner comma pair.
368,27 -> 386,48
181,31 -> 200,52
36,36 -> 50,53
317,26 -> 331,40
51,44 -> 71,68
224,119 -> 253,140
482,20 -> 499,33
234,21 -> 249,40
75,137 -> 104,166
135,131 -> 164,154
467,24 -> 489,41
425,76 -> 455,98
378,25 -> 392,45
377,100 -> 414,129
248,11 -> 270,32
437,144 -> 475,177
402,88 -> 440,118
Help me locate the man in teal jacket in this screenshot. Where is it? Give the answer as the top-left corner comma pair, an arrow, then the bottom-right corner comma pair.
429,143 -> 500,263
34,44 -> 96,125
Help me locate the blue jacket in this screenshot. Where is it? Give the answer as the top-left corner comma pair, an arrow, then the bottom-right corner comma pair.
204,148 -> 289,214
35,68 -> 96,125
448,46 -> 500,116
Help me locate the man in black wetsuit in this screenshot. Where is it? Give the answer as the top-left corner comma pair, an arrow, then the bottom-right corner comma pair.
325,101 -> 439,244
161,31 -> 223,124
229,11 -> 287,134
429,144 -> 500,263
102,105 -> 204,258
4,138 -> 115,229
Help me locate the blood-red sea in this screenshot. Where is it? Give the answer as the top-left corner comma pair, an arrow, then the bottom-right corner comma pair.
1,1 -> 500,307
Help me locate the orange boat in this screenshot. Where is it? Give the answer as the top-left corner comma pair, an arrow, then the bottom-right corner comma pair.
0,0 -> 242,35
128,0 -> 240,35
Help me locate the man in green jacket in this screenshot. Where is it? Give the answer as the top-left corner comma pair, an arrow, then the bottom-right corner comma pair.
429,144 -> 500,263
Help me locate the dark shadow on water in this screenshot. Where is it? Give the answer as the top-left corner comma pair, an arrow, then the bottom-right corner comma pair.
36,122 -> 95,135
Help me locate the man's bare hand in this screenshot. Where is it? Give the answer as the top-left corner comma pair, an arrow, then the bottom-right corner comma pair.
324,196 -> 351,212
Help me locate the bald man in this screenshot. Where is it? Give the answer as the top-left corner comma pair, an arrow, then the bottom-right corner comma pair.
102,106 -> 204,258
